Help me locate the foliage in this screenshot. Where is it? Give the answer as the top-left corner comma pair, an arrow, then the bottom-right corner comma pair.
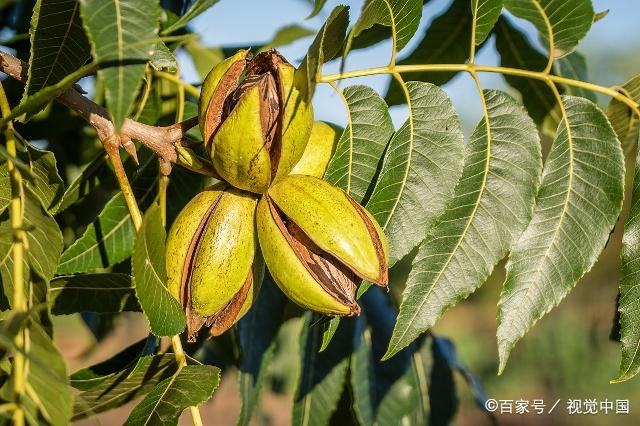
0,0 -> 639,425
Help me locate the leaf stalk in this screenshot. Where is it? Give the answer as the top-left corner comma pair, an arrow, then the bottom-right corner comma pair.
319,63 -> 640,118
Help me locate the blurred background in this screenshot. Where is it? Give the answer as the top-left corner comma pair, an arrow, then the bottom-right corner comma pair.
34,0 -> 640,424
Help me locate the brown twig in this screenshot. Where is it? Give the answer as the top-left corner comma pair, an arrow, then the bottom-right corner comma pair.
0,50 -> 217,177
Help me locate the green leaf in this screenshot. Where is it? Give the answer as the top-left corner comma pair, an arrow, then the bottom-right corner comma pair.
0,63 -> 94,127
307,0 -> 328,18
73,354 -> 179,420
367,82 -> 465,267
375,340 -> 433,425
497,96 -> 625,372
0,145 -> 34,178
324,85 -> 394,204
349,0 -> 422,54
341,1 -> 436,55
56,154 -> 112,214
162,0 -> 220,34
385,90 -> 542,359
261,24 -> 315,51
25,0 -> 91,97
0,187 -> 63,282
133,203 -> 186,336
166,164 -> 205,228
0,240 -> 26,309
350,287 -> 432,425
319,317 -> 340,352
504,0 -> 594,58
236,275 -> 288,426
292,314 -> 354,426
426,337 -> 458,425
185,40 -> 224,80
613,135 -> 640,383
298,5 -> 349,99
49,273 -> 140,315
137,81 -> 164,126
385,0 -> 472,106
56,193 -> 135,273
26,321 -> 73,426
13,143 -> 64,213
594,9 -> 609,22
56,153 -> 157,274
150,39 -> 178,72
70,337 -> 156,390
607,74 -> 640,156
79,0 -> 160,129
494,17 -> 558,124
0,168 -> 9,214
471,0 -> 503,45
125,365 -> 220,425
555,52 -> 596,102
351,325 -> 376,425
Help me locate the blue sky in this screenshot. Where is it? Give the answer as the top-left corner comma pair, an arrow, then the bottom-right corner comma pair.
184,0 -> 640,132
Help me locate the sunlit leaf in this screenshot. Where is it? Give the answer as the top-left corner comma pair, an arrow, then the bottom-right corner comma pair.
56,153 -> 157,274
319,317 -> 340,352
0,168 -> 9,214
497,96 -> 624,372
70,337 -> 157,391
26,322 -> 73,426
471,0 -> 503,45
298,5 -> 349,99
504,0 -> 594,58
79,0 -> 160,129
25,0 -> 91,97
72,355 -> 179,420
0,142 -> 64,214
324,85 -> 393,204
385,0 -> 472,106
150,39 -> 178,72
386,90 -> 542,359
367,82 -> 465,267
133,203 -> 186,336
18,143 -> 64,213
348,0 -> 422,54
0,187 -> 63,282
125,365 -> 220,425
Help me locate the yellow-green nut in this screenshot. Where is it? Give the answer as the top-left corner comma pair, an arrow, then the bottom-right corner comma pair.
199,49 -> 314,194
166,183 -> 263,341
290,121 -> 340,178
256,175 -> 389,316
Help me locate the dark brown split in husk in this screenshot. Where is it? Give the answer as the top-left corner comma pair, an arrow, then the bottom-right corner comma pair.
203,49 -> 290,180
267,197 -> 362,316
